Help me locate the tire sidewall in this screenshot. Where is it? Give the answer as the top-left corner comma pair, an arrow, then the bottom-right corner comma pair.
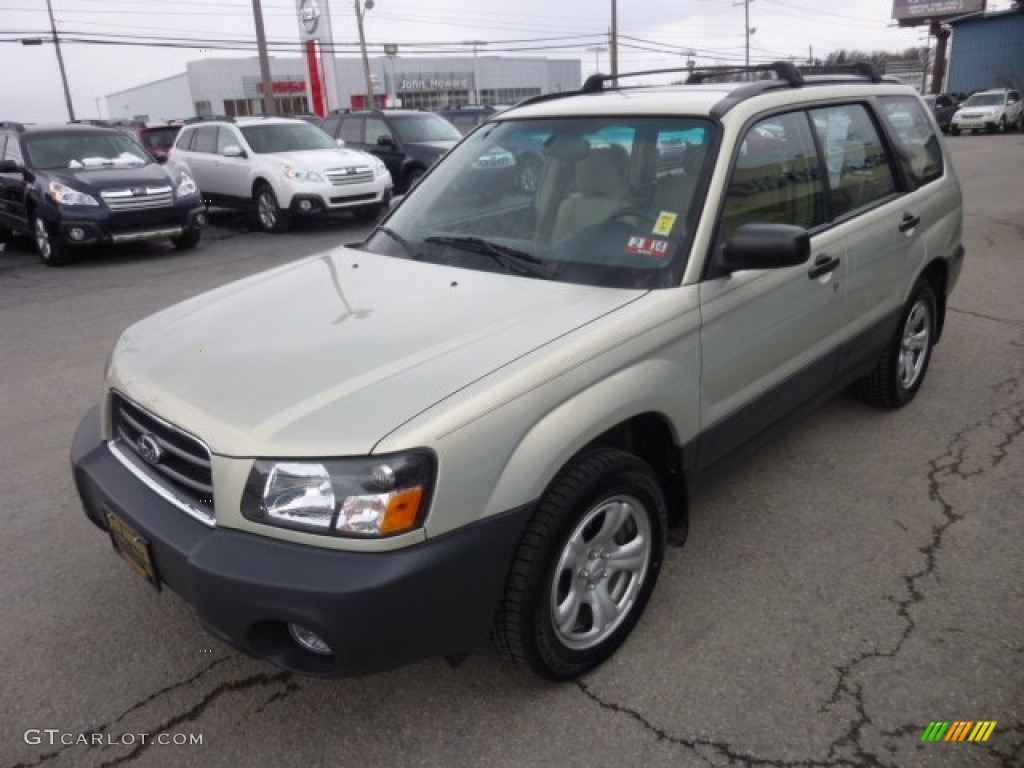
524,453 -> 667,679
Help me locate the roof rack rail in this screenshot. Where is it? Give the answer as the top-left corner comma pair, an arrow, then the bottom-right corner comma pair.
183,115 -> 235,124
0,121 -> 28,132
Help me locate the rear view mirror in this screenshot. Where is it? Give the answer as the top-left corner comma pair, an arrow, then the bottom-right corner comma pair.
222,145 -> 246,158
0,159 -> 22,174
721,223 -> 810,272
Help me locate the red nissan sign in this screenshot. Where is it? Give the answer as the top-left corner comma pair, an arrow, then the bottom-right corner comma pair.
258,81 -> 307,95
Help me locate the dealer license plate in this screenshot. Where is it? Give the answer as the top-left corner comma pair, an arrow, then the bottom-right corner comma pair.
106,510 -> 160,590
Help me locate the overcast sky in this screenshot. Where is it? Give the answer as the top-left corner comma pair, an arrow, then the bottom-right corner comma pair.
0,0 -> 1012,122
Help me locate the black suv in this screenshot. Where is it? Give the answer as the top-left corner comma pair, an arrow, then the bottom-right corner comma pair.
0,122 -> 205,266
318,109 -> 461,193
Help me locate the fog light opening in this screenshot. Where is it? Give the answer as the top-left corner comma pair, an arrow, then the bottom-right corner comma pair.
298,199 -> 313,213
195,213 -> 207,227
287,623 -> 333,656
68,227 -> 86,242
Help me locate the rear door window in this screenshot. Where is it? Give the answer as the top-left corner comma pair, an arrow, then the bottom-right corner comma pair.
191,126 -> 218,154
809,103 -> 897,218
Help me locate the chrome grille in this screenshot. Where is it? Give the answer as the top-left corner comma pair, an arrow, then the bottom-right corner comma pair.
101,186 -> 174,211
110,392 -> 214,524
325,166 -> 374,186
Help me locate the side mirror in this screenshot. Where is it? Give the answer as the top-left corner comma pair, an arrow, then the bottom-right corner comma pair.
0,159 -> 21,174
335,138 -> 346,148
720,223 -> 810,273
154,154 -> 168,164
222,145 -> 246,158
377,135 -> 396,147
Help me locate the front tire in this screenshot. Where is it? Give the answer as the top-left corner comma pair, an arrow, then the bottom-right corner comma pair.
352,203 -> 384,223
854,280 -> 937,409
171,230 -> 201,250
997,116 -> 1008,134
494,448 -> 667,681
254,184 -> 291,233
949,126 -> 960,136
33,215 -> 71,266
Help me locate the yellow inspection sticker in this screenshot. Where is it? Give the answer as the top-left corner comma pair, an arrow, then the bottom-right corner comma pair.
653,212 -> 678,236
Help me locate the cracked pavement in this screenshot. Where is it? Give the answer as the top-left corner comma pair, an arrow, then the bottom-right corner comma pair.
2,138 -> 1022,767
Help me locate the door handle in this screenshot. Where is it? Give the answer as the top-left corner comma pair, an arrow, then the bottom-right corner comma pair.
808,254 -> 841,280
899,212 -> 921,232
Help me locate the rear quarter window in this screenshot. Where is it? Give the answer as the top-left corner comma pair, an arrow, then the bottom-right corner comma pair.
878,96 -> 943,189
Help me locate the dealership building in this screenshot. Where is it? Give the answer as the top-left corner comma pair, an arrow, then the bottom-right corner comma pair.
105,55 -> 581,121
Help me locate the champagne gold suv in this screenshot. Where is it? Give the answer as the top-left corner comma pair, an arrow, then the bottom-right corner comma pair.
72,63 -> 963,680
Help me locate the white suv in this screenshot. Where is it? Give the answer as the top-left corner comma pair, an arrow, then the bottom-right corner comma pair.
169,116 -> 392,232
73,63 -> 963,681
950,88 -> 1024,135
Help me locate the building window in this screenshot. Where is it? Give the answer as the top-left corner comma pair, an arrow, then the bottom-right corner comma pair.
275,95 -> 310,115
194,100 -> 212,117
224,98 -> 265,117
479,88 -> 541,106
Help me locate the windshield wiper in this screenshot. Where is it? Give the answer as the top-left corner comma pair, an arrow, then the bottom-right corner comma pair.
423,235 -> 551,278
369,225 -> 417,259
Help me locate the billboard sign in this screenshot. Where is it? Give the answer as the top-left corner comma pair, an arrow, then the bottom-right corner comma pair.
892,0 -> 985,22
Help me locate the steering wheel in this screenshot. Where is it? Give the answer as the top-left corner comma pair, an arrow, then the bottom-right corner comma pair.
606,207 -> 660,229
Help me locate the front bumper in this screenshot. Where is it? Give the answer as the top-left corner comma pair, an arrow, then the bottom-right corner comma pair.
55,201 -> 206,247
287,182 -> 392,215
952,115 -> 998,131
71,406 -> 532,677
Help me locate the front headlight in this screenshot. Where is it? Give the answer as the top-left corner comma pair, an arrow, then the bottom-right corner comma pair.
49,181 -> 99,206
241,451 -> 435,537
176,170 -> 198,198
281,164 -> 325,183
372,158 -> 388,177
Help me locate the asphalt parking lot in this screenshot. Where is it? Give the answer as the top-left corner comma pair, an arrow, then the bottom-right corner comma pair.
2,135 -> 1022,768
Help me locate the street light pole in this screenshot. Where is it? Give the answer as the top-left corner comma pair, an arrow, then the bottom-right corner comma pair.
45,0 -> 75,120
355,0 -> 375,108
585,45 -> 607,76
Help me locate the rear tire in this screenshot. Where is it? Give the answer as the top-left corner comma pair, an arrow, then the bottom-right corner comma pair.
33,215 -> 71,266
494,447 -> 667,681
949,126 -> 960,136
254,184 -> 291,233
854,280 -> 937,409
403,168 -> 425,193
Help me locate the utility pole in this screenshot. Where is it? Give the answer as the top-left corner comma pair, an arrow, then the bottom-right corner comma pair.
252,0 -> 276,114
610,0 -> 618,80
46,0 -> 75,120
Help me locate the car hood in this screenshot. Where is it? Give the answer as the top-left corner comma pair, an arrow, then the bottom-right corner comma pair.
47,163 -> 173,192
273,148 -> 378,170
109,248 -> 644,457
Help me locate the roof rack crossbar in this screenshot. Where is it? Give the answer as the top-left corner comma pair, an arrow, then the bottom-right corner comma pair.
797,62 -> 883,83
686,61 -> 804,86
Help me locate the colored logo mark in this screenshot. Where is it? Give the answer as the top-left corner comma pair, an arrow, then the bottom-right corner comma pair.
921,721 -> 997,742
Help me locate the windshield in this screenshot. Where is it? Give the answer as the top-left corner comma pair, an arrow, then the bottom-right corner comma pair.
25,132 -> 150,170
240,122 -> 336,153
963,93 -> 1005,107
362,116 -> 716,289
142,127 -> 181,149
391,114 -> 462,144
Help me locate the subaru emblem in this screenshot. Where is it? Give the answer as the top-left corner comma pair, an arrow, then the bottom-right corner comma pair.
131,187 -> 146,197
137,433 -> 162,465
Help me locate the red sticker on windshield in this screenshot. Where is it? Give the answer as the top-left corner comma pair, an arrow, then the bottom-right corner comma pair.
626,236 -> 670,259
